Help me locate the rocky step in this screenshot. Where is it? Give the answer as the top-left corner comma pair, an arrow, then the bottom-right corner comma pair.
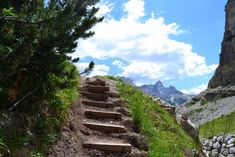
83,142 -> 132,153
85,85 -> 110,93
81,91 -> 108,101
82,100 -> 115,108
86,79 -> 106,86
107,91 -> 120,98
85,110 -> 122,120
83,122 -> 126,133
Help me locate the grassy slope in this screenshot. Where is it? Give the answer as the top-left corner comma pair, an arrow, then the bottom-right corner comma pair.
199,112 -> 235,138
111,77 -> 195,157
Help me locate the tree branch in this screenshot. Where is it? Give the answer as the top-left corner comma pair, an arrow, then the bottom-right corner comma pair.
8,87 -> 39,111
0,16 -> 56,25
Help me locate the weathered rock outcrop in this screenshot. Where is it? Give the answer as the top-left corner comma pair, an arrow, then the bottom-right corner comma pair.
208,0 -> 235,88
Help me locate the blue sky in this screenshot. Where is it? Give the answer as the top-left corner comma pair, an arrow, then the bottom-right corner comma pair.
73,0 -> 227,94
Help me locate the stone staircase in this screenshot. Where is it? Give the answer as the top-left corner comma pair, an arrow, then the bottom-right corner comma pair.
80,77 -> 132,155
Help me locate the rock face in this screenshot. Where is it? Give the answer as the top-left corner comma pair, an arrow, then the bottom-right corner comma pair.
208,0 -> 235,88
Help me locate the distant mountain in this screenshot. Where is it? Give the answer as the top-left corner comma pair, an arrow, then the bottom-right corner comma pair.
139,81 -> 191,106
118,76 -> 135,86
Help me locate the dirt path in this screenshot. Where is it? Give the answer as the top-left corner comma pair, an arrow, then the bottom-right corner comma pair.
46,77 -> 147,157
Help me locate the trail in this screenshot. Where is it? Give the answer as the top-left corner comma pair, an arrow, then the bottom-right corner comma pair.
47,77 -> 147,157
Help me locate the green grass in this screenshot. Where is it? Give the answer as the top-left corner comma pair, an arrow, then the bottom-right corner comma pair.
116,80 -> 195,157
199,112 -> 235,138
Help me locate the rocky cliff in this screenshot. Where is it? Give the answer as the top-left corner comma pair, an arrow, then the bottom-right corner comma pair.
208,0 -> 235,88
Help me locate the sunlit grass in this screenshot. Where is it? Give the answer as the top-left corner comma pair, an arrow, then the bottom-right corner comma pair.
199,112 -> 235,138
116,80 -> 195,157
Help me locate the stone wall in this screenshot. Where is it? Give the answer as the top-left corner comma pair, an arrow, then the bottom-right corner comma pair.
202,134 -> 235,157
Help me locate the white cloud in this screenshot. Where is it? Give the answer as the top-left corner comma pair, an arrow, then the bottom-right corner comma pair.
112,60 -> 125,69
123,0 -> 145,20
74,0 -> 217,82
96,0 -> 113,17
75,63 -> 110,77
181,84 -> 207,95
121,61 -> 163,79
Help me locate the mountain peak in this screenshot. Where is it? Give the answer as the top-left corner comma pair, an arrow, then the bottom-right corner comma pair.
154,80 -> 163,87
139,80 -> 190,106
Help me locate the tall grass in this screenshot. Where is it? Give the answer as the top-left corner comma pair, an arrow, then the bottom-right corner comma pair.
200,112 -> 235,138
116,81 -> 194,157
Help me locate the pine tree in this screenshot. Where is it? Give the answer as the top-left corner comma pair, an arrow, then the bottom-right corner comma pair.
0,1 -> 102,154
0,0 -> 102,109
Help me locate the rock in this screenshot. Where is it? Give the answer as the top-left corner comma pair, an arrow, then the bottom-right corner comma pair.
227,135 -> 234,140
211,149 -> 219,157
221,148 -> 229,156
205,151 -> 210,157
227,155 -> 235,157
213,142 -> 221,149
177,115 -> 199,140
229,147 -> 235,154
212,136 -> 218,143
217,136 -> 223,142
219,154 -> 225,157
222,143 -> 227,148
226,144 -> 234,148
203,139 -> 209,146
208,0 -> 235,88
204,146 -> 211,151
228,138 -> 235,144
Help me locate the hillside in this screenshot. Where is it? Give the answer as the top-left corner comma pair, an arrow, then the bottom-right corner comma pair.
45,76 -> 197,157
107,77 -> 197,157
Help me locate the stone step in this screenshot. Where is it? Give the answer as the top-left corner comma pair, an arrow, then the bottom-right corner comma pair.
86,79 -> 106,86
83,142 -> 132,153
107,91 -> 120,98
85,85 -> 110,93
81,91 -> 108,101
82,100 -> 115,108
83,122 -> 126,133
85,110 -> 122,120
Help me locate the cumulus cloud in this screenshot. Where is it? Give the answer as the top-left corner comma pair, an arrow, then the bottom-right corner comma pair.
96,0 -> 113,17
123,0 -> 145,20
121,61 -> 163,79
181,84 -> 207,95
74,0 -> 217,82
76,63 -> 110,77
112,60 -> 125,69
